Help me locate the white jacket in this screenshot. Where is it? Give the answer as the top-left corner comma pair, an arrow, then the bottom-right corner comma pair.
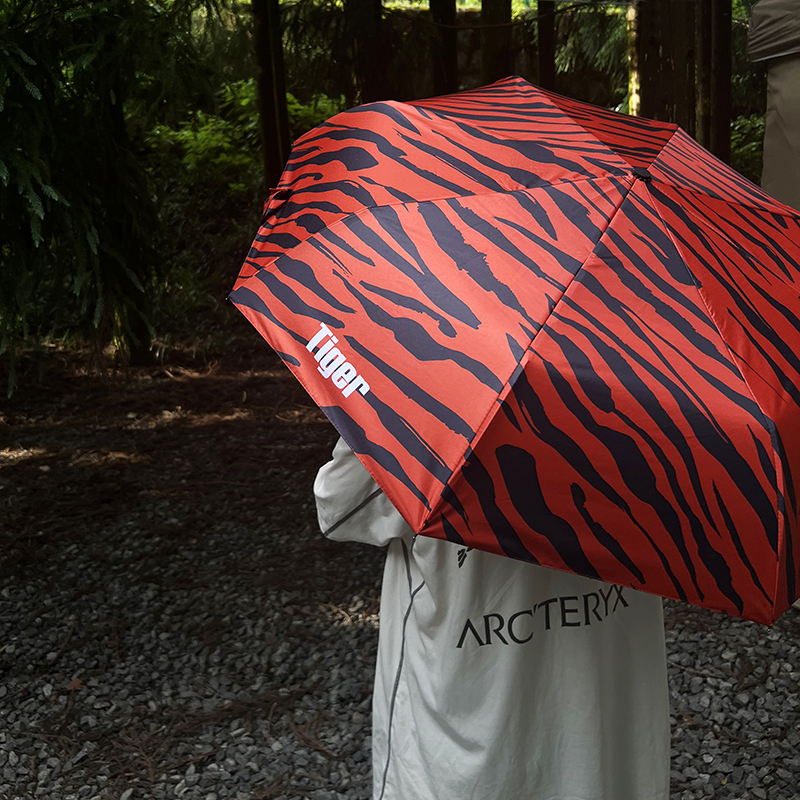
315,437 -> 670,800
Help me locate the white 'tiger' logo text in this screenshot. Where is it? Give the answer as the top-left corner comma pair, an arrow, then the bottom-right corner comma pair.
305,322 -> 371,398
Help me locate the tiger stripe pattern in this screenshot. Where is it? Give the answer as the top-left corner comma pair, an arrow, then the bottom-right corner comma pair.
230,76 -> 800,624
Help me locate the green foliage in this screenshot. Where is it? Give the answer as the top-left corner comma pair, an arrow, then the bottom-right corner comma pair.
286,91 -> 346,139
282,0 -> 352,103
732,11 -> 767,118
553,4 -> 628,107
0,0 -> 246,389
146,80 -> 343,193
142,81 -> 345,351
555,7 -> 626,79
730,114 -> 765,185
282,0 -> 434,105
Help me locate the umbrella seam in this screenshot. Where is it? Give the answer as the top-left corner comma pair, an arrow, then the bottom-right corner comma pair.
652,156 -> 800,221
556,108 -> 680,174
646,185 -> 785,621
424,177 -> 637,533
236,176 -> 638,283
412,76 -> 678,176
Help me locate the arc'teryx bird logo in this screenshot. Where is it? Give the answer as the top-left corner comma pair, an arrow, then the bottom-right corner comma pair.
306,323 -> 371,398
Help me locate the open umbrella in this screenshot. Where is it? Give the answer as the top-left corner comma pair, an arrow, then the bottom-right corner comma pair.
230,77 -> 800,625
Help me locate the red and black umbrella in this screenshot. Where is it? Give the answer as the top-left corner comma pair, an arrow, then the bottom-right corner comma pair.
230,77 -> 800,625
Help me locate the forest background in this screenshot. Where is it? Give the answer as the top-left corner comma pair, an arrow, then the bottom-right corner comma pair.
0,0 -> 770,392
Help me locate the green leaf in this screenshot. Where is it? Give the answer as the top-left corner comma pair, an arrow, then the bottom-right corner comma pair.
73,271 -> 89,296
41,184 -> 69,205
23,78 -> 41,100
75,51 -> 97,72
123,265 -> 144,292
26,190 -> 44,219
7,58 -> 42,101
16,49 -> 36,67
86,226 -> 100,255
93,294 -> 105,329
0,160 -> 8,187
29,214 -> 42,247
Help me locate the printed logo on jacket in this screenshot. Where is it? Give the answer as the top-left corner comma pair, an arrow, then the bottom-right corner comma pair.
456,586 -> 630,648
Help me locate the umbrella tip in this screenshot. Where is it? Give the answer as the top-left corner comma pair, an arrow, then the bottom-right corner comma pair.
632,167 -> 653,183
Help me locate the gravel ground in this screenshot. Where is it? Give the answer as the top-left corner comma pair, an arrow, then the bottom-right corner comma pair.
2,351 -> 800,800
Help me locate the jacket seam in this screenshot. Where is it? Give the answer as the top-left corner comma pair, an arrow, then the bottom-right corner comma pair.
378,545 -> 425,800
322,488 -> 384,537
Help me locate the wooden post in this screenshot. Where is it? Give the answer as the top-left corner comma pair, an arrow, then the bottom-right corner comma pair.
696,0 -> 712,148
627,1 -> 640,116
355,0 -> 387,103
537,0 -> 556,91
710,0 -> 732,162
670,0 -> 694,133
637,0 -> 674,121
481,0 -> 512,86
636,0 -> 693,127
430,0 -> 458,95
253,0 -> 290,189
682,0 -> 696,137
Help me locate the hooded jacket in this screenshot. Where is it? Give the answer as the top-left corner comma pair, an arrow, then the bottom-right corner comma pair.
315,437 -> 670,800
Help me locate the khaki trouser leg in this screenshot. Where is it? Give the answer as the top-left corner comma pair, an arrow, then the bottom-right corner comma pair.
762,55 -> 800,212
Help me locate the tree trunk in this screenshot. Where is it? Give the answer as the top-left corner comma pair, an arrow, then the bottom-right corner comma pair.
481,0 -> 512,86
104,0 -> 153,366
626,2 -> 640,115
671,0 -> 695,133
430,0 -> 458,95
710,0 -> 732,162
637,0 -> 665,119
253,0 -> 290,189
345,0 -> 386,103
636,0 -> 693,126
696,0 -> 713,149
537,0 -> 556,91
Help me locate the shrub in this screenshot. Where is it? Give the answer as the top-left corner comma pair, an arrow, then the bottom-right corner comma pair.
730,114 -> 766,186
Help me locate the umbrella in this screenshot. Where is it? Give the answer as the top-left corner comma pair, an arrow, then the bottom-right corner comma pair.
229,76 -> 800,625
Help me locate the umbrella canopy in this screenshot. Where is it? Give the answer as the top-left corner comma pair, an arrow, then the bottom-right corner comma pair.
230,76 -> 800,625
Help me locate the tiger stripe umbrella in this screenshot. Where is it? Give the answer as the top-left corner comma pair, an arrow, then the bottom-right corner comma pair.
229,77 -> 800,625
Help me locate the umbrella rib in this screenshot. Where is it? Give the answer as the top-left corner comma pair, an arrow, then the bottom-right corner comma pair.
645,186 -> 786,618
241,176 -> 638,281
654,173 -> 800,222
541,104 -> 680,173
427,176 -> 637,526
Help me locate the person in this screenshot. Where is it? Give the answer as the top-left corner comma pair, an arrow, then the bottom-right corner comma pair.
314,436 -> 670,800
748,0 -> 800,212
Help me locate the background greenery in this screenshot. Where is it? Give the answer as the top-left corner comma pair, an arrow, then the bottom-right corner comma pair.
0,0 -> 772,392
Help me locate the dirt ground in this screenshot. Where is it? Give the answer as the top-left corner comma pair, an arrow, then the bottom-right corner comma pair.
3,344 -> 800,800
0,345 -> 339,576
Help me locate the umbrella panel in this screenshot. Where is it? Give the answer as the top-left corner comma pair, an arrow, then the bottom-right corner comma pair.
424,183 -> 783,624
232,177 -> 631,531
230,78 -> 800,623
